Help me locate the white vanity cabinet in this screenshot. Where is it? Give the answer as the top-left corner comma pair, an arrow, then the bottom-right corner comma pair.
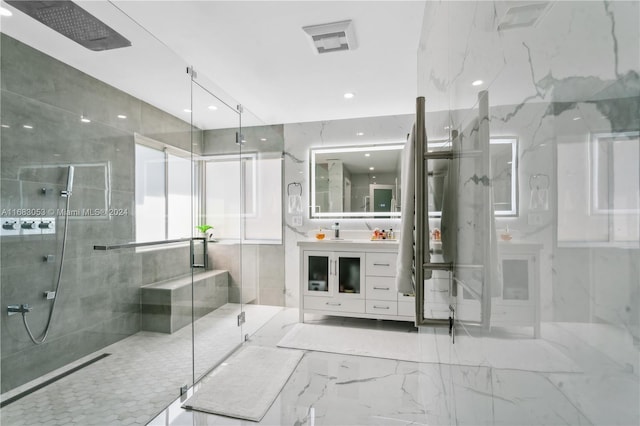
456,242 -> 542,337
299,240 -> 414,322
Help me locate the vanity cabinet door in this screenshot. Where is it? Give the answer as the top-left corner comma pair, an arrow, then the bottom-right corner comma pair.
303,251 -> 332,297
335,252 -> 365,299
500,255 -> 532,304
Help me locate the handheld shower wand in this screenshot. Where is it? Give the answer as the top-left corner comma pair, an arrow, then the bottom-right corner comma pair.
21,165 -> 75,345
61,166 -> 74,197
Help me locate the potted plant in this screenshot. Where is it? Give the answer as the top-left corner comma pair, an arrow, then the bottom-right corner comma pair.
195,224 -> 215,240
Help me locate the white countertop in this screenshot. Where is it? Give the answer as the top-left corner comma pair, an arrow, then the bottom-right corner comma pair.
297,238 -> 399,250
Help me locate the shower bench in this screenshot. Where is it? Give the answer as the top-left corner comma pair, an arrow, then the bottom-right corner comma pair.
140,269 -> 229,333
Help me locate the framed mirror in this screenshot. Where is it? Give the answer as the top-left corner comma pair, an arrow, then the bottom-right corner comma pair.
427,137 -> 518,217
310,143 -> 404,218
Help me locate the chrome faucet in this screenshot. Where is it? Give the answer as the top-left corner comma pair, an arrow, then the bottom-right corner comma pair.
7,304 -> 32,316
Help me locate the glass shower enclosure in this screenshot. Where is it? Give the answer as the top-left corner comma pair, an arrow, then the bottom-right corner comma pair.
0,1 -> 247,424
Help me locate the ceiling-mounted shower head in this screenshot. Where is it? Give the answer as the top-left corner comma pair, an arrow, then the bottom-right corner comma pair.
5,0 -> 131,51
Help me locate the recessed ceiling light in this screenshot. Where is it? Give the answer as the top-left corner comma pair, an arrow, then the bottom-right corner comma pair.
573,117 -> 581,121
343,92 -> 355,99
184,108 -> 192,113
1,124 -> 9,128
356,132 -> 364,136
0,7 -> 12,17
208,105 -> 218,111
444,126 -> 450,130
364,153 -> 370,157
81,116 -> 91,123
472,80 -> 483,86
369,167 -> 375,171
260,138 -> 267,142
23,124 -> 33,129
117,114 -> 127,119
372,176 -> 376,179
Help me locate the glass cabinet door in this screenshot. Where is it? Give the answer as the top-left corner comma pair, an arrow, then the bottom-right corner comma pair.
501,257 -> 530,301
305,252 -> 330,294
336,253 -> 364,297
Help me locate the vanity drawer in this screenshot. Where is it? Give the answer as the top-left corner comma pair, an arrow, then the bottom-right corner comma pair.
304,296 -> 365,314
425,281 -> 450,305
366,252 -> 397,276
424,304 -> 450,320
366,276 -> 397,301
491,304 -> 534,324
366,300 -> 398,316
398,301 -> 415,317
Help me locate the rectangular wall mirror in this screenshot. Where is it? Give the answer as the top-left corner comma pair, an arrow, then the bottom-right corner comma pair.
310,144 -> 404,218
310,138 -> 518,219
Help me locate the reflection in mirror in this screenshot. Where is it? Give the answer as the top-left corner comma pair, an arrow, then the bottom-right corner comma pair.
427,137 -> 518,216
310,144 -> 403,218
591,131 -> 639,214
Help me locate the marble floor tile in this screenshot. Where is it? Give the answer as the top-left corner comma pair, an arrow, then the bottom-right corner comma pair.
151,312 -> 639,426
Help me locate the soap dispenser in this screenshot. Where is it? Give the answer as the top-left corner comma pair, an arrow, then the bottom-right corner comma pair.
332,222 -> 340,239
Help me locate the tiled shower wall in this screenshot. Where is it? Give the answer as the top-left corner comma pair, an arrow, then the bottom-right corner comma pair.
0,34 -> 201,392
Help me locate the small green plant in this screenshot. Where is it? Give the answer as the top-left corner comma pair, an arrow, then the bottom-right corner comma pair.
195,224 -> 213,233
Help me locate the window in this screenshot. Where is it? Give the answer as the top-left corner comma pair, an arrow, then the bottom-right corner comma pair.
135,135 -> 193,243
204,153 -> 282,243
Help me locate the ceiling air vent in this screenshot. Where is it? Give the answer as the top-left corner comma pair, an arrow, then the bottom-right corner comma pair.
6,0 -> 131,51
302,20 -> 357,54
497,2 -> 551,31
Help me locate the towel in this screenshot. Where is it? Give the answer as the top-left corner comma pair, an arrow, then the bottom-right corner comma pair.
287,194 -> 303,213
396,125 -> 431,294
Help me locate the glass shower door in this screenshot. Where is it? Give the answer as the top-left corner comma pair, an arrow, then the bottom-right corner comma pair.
190,74 -> 244,383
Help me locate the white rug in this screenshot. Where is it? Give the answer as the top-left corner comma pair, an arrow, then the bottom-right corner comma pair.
277,323 -> 581,373
182,345 -> 304,421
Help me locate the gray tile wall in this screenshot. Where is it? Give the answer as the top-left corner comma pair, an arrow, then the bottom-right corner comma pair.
0,34 -> 204,393
207,243 -> 285,306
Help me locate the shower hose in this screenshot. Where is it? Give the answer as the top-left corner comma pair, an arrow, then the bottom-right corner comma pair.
22,193 -> 71,345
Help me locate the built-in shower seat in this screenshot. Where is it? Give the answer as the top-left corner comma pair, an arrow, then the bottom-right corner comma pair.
140,270 -> 229,333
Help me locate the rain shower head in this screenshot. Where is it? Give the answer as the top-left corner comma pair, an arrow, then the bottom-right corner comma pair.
5,0 -> 131,51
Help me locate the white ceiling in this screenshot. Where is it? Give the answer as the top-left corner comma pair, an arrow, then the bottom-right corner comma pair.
0,0 -> 426,129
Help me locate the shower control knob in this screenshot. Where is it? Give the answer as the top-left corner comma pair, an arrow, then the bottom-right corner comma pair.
3,221 -> 18,230
21,221 -> 37,229
39,221 -> 54,229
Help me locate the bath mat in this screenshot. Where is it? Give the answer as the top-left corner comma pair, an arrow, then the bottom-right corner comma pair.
277,323 -> 581,373
182,345 -> 304,421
